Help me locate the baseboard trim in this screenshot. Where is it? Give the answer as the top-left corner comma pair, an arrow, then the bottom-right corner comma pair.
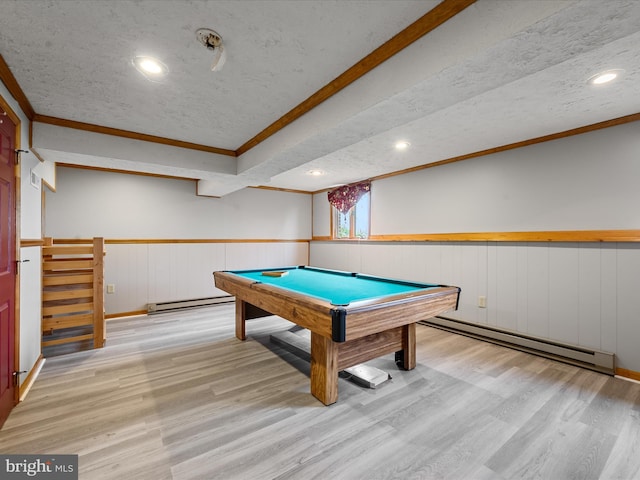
616,368 -> 640,382
106,310 -> 147,320
19,354 -> 45,402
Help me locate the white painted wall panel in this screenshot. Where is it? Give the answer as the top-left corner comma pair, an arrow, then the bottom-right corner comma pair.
103,242 -> 307,314
385,244 -> 411,281
616,244 -> 640,370
473,243 -> 487,325
486,243 -> 498,327
147,244 -> 223,305
599,245 -> 618,354
516,245 -> 528,334
19,247 -> 41,382
147,244 -> 173,304
438,243 -> 457,289
416,243 -> 443,284
310,241 -> 640,372
548,244 -> 579,344
104,244 -> 150,314
493,244 -> 518,331
361,243 -> 401,278
225,243 -> 262,271
523,244 -> 548,339
309,242 -> 335,270
577,244 -> 602,350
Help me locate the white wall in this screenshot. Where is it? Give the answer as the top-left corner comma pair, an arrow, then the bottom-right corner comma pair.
310,121 -> 640,373
0,82 -> 43,387
372,121 -> 640,233
312,192 -> 331,238
46,167 -> 311,239
46,167 -> 312,314
20,152 -> 44,240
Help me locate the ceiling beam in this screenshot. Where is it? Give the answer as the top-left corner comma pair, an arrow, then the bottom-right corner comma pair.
235,0 -> 478,156
33,114 -> 237,157
0,53 -> 35,120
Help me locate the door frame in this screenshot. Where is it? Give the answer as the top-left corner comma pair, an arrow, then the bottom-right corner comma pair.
0,93 -> 21,409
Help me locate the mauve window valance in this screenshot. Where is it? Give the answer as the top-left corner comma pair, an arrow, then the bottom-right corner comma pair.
327,181 -> 370,214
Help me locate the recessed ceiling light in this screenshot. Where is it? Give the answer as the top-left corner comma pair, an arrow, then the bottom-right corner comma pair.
307,169 -> 325,176
133,56 -> 168,80
587,69 -> 624,86
395,141 -> 410,150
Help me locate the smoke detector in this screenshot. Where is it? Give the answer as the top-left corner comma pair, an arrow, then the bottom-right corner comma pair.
196,28 -> 227,71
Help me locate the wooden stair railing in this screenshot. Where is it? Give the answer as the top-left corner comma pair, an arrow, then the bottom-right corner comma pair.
42,237 -> 105,352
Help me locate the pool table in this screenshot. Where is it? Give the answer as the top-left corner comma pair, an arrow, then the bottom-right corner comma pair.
213,266 -> 461,405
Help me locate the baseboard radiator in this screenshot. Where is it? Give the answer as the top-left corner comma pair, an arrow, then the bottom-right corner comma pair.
422,316 -> 615,375
147,295 -> 234,314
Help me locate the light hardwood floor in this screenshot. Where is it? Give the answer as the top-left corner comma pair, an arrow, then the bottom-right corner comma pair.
1,305 -> 639,479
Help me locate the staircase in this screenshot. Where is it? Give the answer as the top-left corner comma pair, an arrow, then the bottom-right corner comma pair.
41,237 -> 105,355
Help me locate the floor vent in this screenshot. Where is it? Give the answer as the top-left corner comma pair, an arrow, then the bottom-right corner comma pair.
422,316 -> 615,375
147,295 -> 234,314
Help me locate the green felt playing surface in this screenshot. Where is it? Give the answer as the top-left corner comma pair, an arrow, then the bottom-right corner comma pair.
233,267 -> 437,305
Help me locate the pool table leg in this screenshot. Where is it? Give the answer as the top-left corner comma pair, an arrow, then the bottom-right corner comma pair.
235,299 -> 246,341
310,332 -> 339,405
396,323 -> 416,370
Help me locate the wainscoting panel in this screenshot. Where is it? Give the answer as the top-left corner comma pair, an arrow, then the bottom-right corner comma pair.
616,244 -> 640,371
525,243 -> 550,340
103,241 -> 309,315
577,244 -> 603,350
491,243 -> 518,331
458,242 -> 487,326
104,243 -> 150,316
600,245 -> 618,355
548,243 -> 580,345
310,241 -> 640,372
147,243 -> 227,307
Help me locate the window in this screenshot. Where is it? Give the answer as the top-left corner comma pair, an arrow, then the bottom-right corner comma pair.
333,191 -> 370,239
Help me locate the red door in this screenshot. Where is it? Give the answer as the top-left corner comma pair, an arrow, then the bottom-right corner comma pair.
0,103 -> 17,428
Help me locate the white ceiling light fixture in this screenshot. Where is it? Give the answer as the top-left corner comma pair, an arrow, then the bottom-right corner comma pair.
587,69 -> 624,86
307,169 -> 325,176
395,140 -> 411,150
196,28 -> 227,72
132,56 -> 168,81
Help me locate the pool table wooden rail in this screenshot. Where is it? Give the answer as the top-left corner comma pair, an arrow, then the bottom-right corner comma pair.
214,271 -> 459,342
214,272 -> 338,340
338,288 -> 460,341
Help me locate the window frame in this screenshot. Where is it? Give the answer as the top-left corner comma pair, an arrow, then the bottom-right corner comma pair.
330,191 -> 370,240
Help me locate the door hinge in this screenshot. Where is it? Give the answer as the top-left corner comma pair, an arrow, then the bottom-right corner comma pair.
12,371 -> 27,386
14,149 -> 28,164
14,258 -> 29,275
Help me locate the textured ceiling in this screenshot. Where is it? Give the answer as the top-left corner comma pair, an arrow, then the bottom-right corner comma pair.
1,0 -> 639,195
